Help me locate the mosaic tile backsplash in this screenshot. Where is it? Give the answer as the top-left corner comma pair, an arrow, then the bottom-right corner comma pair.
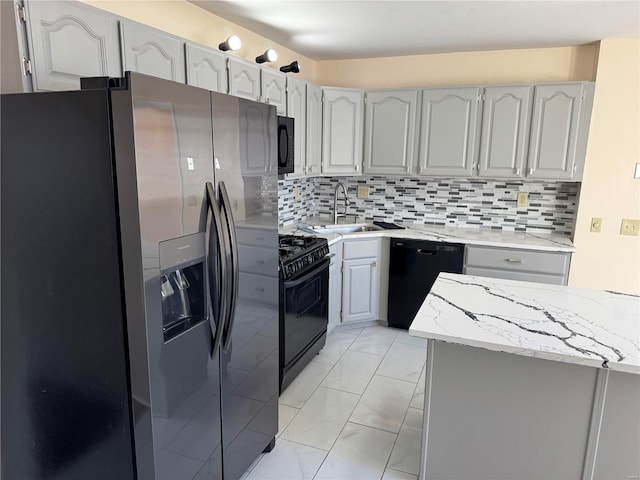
279,176 -> 579,236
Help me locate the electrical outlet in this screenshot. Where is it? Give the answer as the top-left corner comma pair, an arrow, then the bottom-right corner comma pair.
590,217 -> 602,233
294,187 -> 301,201
357,186 -> 370,199
620,218 -> 640,236
517,192 -> 528,208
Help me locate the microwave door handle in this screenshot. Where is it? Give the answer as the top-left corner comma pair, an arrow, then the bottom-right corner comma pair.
218,181 -> 240,352
206,182 -> 227,358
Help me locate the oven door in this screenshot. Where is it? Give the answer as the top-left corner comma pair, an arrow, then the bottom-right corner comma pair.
280,258 -> 329,368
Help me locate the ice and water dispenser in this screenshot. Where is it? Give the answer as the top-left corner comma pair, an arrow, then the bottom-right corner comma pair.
158,233 -> 207,342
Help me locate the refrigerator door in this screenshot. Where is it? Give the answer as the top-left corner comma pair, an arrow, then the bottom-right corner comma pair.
211,92 -> 279,479
2,90 -> 135,479
110,73 -> 224,480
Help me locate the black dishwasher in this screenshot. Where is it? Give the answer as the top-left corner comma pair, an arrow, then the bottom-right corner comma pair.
387,239 -> 465,329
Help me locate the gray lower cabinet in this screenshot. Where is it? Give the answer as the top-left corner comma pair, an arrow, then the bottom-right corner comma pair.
185,42 -> 227,93
478,85 -> 533,178
305,82 -> 323,176
591,370 -> 640,479
341,239 -> 381,324
464,245 -> 571,285
24,0 -> 121,91
228,56 -> 260,101
261,68 -> 286,115
418,87 -> 481,176
526,82 -> 591,180
285,77 -> 306,177
120,21 -> 185,83
322,87 -> 364,176
364,89 -> 419,175
328,243 -> 343,333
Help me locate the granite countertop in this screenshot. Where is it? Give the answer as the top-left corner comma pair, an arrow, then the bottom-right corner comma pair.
280,217 -> 575,252
409,273 -> 640,374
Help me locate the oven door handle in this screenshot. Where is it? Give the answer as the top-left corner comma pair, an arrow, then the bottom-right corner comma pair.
282,258 -> 330,289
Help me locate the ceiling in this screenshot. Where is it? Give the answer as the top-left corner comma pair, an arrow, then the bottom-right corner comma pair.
191,1 -> 640,60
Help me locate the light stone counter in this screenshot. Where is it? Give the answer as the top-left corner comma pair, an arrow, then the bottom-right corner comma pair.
408,273 -> 639,480
410,273 -> 640,374
281,218 -> 575,252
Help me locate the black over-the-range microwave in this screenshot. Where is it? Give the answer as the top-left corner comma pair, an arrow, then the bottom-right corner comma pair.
277,115 -> 294,175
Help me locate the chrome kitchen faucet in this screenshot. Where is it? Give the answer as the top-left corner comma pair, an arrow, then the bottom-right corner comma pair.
333,182 -> 350,224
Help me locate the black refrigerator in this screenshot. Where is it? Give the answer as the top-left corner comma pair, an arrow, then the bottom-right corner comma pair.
1,72 -> 279,480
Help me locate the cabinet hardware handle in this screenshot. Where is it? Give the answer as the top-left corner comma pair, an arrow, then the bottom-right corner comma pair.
528,167 -> 533,176
371,260 -> 377,267
505,258 -> 522,263
256,237 -> 264,241
257,260 -> 265,264
355,164 -> 359,171
515,168 -> 520,175
326,253 -> 336,258
256,287 -> 265,292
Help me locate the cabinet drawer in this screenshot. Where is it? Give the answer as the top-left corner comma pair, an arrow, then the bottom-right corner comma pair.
464,266 -> 567,286
465,246 -> 570,276
343,239 -> 379,259
236,228 -> 277,248
239,272 -> 278,305
238,245 -> 278,276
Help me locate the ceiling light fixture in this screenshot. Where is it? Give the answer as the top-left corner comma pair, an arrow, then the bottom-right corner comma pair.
218,35 -> 241,51
255,48 -> 278,64
279,61 -> 301,74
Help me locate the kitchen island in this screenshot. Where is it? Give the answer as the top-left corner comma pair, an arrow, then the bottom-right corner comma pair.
409,273 -> 640,480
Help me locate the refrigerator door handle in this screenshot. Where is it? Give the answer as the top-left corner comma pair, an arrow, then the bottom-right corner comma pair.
218,181 -> 239,352
206,182 -> 228,357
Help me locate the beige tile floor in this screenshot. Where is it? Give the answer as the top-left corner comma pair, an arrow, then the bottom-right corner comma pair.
242,325 -> 427,480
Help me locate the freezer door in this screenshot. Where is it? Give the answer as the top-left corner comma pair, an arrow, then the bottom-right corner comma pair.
1,89 -> 135,480
211,92 -> 279,479
110,73 -> 223,480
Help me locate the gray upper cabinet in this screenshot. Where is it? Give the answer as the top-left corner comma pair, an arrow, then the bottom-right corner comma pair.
306,82 -> 323,176
322,87 -> 364,176
418,87 -> 481,176
364,89 -> 419,175
228,57 -> 260,101
239,101 -> 272,176
120,21 -> 185,83
526,83 -> 587,180
185,42 -> 227,93
478,85 -> 533,178
285,77 -> 306,178
261,69 -> 286,115
24,0 -> 121,91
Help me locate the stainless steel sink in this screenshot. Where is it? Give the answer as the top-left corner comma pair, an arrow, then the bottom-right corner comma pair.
298,223 -> 383,235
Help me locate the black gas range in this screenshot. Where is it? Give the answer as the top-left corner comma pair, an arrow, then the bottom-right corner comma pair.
279,234 -> 330,279
278,234 -> 330,392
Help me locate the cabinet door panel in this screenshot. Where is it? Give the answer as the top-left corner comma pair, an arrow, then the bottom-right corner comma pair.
479,86 -> 532,178
228,57 -> 260,101
364,90 -> 419,175
322,87 -> 364,175
527,83 -> 584,180
418,87 -> 480,176
120,21 -> 185,83
342,258 -> 377,323
306,82 -> 323,176
25,0 -> 121,91
261,69 -> 286,115
185,43 -> 227,93
286,77 -> 306,177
